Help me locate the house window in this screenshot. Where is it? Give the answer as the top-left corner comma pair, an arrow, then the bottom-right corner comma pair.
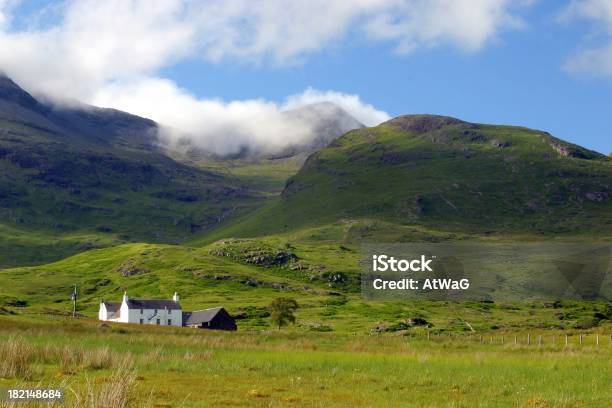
168,319 -> 172,325
156,319 -> 160,325
139,319 -> 143,324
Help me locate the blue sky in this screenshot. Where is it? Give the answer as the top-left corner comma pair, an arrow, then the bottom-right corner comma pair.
0,0 -> 611,154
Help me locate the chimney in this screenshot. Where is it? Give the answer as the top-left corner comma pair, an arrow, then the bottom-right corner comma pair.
172,292 -> 179,302
122,291 -> 129,303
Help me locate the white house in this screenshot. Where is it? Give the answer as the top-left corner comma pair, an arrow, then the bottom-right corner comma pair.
99,292 -> 183,326
98,292 -> 237,330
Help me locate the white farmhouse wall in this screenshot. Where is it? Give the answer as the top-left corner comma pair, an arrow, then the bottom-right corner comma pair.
98,304 -> 107,320
118,301 -> 130,323
99,296 -> 183,326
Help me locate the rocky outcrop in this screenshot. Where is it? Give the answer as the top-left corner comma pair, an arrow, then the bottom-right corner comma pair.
386,114 -> 474,134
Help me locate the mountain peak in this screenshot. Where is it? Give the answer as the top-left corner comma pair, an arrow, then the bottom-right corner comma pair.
267,102 -> 363,158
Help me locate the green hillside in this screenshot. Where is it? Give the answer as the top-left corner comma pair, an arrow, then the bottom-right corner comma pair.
0,75 -> 269,267
1,239 -> 609,333
199,115 -> 612,240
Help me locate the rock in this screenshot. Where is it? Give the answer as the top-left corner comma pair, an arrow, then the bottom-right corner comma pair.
116,260 -> 150,277
241,278 -> 259,287
548,140 -> 599,159
490,139 -> 509,148
585,191 -> 608,202
4,298 -> 27,307
408,317 -> 429,326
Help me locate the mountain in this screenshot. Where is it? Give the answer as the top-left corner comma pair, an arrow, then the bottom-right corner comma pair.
0,75 -> 260,266
0,75 -> 159,150
267,102 -> 364,158
2,72 -> 610,267
202,114 -> 612,239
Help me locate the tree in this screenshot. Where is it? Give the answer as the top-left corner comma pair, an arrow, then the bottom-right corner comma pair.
269,297 -> 298,330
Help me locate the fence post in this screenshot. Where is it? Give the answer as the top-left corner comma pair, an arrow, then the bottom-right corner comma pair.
565,334 -> 568,347
501,336 -> 504,344
579,334 -> 583,345
596,333 -> 599,346
514,335 -> 517,344
538,335 -> 542,346
527,333 -> 530,345
427,331 -> 430,341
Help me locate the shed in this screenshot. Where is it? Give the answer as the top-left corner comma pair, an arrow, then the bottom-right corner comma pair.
182,307 -> 237,331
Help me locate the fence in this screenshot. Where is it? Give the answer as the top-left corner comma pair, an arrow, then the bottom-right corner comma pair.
379,331 -> 612,347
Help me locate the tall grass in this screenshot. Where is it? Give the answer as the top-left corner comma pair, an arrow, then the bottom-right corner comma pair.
0,336 -> 34,380
0,357 -> 144,408
0,336 -> 145,408
69,354 -> 142,408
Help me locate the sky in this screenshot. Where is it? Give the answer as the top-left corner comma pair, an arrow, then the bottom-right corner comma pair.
0,0 -> 610,155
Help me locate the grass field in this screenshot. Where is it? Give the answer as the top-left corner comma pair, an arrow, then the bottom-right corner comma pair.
0,315 -> 610,407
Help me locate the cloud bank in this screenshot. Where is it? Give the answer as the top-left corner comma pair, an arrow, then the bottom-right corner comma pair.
0,0 -> 529,155
93,78 -> 389,156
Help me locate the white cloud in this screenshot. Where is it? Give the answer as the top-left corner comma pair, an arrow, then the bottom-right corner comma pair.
0,0 -> 528,99
0,0 -> 530,154
0,0 -> 18,29
364,0 -> 526,53
562,0 -> 612,76
0,0 -> 196,100
92,78 -> 387,156
565,43 -> 612,76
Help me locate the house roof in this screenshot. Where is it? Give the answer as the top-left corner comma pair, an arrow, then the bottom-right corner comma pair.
126,299 -> 181,310
102,301 -> 121,313
183,307 -> 225,325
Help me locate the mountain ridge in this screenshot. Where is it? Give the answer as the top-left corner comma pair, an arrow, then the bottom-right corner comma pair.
0,75 -> 264,266
1,74 -> 610,267
198,114 -> 611,241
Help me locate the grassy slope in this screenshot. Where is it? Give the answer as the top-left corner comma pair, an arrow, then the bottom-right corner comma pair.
1,239 -> 609,334
0,119 -> 269,267
0,315 -> 610,407
197,121 -> 612,240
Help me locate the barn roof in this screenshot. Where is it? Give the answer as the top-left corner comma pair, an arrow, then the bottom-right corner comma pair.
102,301 -> 121,312
126,299 -> 181,310
183,307 -> 225,325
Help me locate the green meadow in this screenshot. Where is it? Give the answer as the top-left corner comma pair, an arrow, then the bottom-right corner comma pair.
0,315 -> 610,407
